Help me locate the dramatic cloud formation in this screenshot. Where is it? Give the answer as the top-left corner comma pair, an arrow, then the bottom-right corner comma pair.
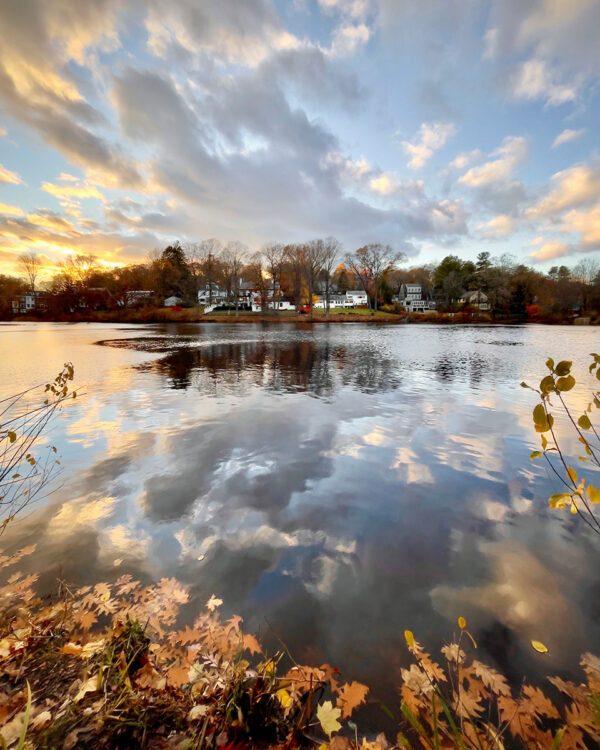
0,0 -> 598,274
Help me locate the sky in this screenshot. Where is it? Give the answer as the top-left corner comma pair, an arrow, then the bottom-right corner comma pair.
0,0 -> 599,277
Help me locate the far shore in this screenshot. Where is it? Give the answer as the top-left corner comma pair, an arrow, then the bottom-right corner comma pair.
3,308 -> 597,325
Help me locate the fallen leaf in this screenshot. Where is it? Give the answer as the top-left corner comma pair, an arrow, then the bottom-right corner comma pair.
167,664 -> 190,688
242,633 -> 261,655
317,700 -> 342,737
207,594 -> 223,612
74,675 -> 99,703
336,681 -> 368,718
188,704 -> 209,721
276,689 -> 293,709
32,710 -> 52,731
62,643 -> 82,656
531,640 -> 548,654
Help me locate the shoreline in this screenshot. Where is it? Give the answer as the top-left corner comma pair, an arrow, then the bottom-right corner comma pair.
2,310 -> 596,325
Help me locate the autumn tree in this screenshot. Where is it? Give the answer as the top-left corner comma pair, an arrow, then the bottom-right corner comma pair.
221,241 -> 247,313
345,243 -> 405,312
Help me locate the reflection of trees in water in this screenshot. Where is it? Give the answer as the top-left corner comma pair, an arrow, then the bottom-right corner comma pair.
434,353 -> 488,387
135,340 -> 400,397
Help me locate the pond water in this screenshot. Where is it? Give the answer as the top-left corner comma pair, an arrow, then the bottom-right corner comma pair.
1,321 -> 599,727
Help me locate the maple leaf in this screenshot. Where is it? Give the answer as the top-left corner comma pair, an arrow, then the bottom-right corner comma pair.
242,633 -> 261,655
336,681 -> 369,718
94,582 -> 111,598
206,594 -> 223,612
317,700 -> 342,736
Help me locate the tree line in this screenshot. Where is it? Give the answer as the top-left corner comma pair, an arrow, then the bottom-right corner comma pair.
1,242 -> 599,319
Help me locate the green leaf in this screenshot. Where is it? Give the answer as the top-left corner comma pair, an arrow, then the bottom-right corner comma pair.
535,414 -> 554,433
551,727 -> 565,750
533,404 -> 547,425
556,375 -> 575,392
540,375 -> 555,393
554,360 -> 572,376
578,414 -> 592,430
530,451 -> 543,460
16,682 -> 32,750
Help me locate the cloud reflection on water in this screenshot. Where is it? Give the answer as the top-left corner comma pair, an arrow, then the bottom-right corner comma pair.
2,323 -> 600,719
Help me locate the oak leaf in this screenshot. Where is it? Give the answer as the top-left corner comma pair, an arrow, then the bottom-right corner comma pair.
206,594 -> 223,612
242,633 -> 261,655
471,660 -> 510,696
167,664 -> 190,688
336,681 -> 368,718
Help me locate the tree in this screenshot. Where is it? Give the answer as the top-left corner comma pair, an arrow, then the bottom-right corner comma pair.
262,243 -> 285,312
221,241 -> 247,313
197,239 -> 223,306
434,255 -> 476,309
345,243 -> 405,312
320,237 -> 341,316
20,253 -> 41,294
476,251 -> 491,271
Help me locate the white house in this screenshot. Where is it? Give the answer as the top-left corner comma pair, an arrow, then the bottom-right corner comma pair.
124,290 -> 154,307
393,283 -> 436,312
269,299 -> 295,311
345,290 -> 368,306
12,291 -> 48,314
313,295 -> 353,309
164,296 -> 183,307
197,283 -> 227,305
458,290 -> 490,311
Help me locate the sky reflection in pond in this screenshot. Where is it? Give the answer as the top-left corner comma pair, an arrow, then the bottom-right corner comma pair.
1,321 -> 599,726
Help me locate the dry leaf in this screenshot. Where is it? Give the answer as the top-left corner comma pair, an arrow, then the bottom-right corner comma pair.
336,681 -> 368,718
206,594 -> 223,612
317,700 -> 342,737
242,633 -> 261,655
167,664 -> 190,688
74,675 -> 99,703
531,640 -> 548,654
32,710 -> 52,731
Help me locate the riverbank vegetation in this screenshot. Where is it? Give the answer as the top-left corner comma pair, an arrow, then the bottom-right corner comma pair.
2,241 -> 599,323
1,547 -> 599,749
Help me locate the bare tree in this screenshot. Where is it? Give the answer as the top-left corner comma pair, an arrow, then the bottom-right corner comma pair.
345,243 -> 405,312
262,243 -> 285,313
198,238 -> 223,305
284,244 -> 306,311
304,240 -> 328,317
320,237 -> 341,316
20,253 -> 41,294
222,241 -> 247,314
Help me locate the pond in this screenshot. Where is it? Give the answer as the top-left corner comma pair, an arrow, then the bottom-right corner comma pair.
1,321 -> 599,728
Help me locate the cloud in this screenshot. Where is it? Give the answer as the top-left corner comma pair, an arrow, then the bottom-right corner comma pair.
42,181 -> 105,202
484,0 -> 600,105
478,214 -> 515,238
526,163 -> 600,218
447,150 -> 482,171
563,201 -> 600,250
0,203 -> 24,216
551,128 -> 586,149
510,58 -> 579,106
459,136 -> 527,187
0,127 -> 7,137
400,121 -> 456,170
529,240 -> 571,262
0,163 -> 22,185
